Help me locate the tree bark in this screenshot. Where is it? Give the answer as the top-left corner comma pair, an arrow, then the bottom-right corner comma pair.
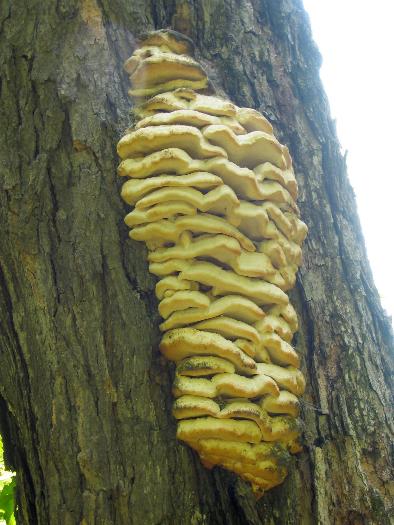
0,0 -> 392,524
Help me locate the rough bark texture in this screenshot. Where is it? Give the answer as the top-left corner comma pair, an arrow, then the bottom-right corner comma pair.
0,0 -> 393,524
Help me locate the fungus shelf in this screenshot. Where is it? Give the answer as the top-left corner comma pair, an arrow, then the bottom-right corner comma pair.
118,29 -> 307,495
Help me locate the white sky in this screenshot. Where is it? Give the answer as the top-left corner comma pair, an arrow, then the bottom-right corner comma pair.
302,0 -> 394,320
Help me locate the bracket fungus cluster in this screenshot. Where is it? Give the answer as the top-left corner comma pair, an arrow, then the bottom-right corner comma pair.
118,30 -> 307,494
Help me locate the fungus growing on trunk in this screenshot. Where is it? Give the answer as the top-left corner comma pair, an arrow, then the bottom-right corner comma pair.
117,29 -> 307,495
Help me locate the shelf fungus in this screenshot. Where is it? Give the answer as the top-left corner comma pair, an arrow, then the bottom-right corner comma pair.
118,29 -> 307,495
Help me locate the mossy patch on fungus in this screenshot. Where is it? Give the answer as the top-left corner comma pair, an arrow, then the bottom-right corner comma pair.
118,29 -> 307,495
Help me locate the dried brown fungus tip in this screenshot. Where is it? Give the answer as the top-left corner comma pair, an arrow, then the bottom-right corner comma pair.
213,458 -> 287,486
194,438 -> 285,463
118,30 -> 307,492
191,439 -> 293,491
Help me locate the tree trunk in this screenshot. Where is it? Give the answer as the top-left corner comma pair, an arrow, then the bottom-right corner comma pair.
0,0 -> 392,523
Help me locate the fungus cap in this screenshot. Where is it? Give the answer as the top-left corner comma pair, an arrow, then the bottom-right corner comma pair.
155,276 -> 199,300
192,316 -> 262,345
159,328 -> 257,374
257,363 -> 306,396
261,391 -> 300,417
179,261 -> 289,306
135,29 -> 195,56
129,78 -> 208,98
122,172 -> 223,206
136,185 -> 239,217
160,295 -> 265,331
158,290 -> 210,319
203,125 -> 286,169
130,53 -> 207,88
177,417 -> 262,443
117,125 -> 226,160
176,356 -> 236,376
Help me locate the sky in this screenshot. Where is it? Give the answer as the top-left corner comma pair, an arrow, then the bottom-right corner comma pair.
302,0 -> 394,320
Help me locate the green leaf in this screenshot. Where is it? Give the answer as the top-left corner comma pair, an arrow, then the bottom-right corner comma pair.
0,477 -> 16,525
